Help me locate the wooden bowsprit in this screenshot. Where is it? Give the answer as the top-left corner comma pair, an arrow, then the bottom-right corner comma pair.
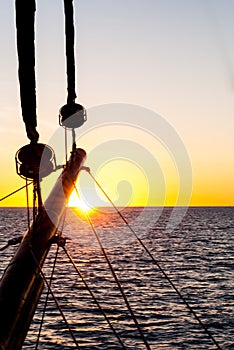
0,148 -> 86,350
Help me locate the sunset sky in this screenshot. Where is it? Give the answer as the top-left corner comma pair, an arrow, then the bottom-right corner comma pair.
0,0 -> 233,207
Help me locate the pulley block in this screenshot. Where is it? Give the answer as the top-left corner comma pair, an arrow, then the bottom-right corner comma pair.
59,103 -> 87,129
15,143 -> 56,180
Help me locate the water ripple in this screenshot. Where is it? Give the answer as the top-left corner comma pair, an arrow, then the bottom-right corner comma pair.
0,207 -> 233,349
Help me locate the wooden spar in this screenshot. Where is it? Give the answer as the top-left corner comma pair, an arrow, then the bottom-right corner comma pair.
0,148 -> 86,350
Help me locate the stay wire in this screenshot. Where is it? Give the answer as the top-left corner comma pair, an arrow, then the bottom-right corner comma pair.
35,238 -> 61,349
86,169 -> 222,350
0,181 -> 32,251
62,245 -> 127,349
65,127 -> 68,164
71,179 -> 151,350
25,178 -> 31,232
30,249 -> 81,349
58,205 -> 68,237
32,181 -> 37,224
0,236 -> 23,252
0,181 -> 33,202
35,205 -> 69,349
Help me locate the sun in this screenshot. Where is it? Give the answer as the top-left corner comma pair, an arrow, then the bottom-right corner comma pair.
68,191 -> 92,213
76,197 -> 91,213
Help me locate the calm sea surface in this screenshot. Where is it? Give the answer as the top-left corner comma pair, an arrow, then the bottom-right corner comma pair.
0,206 -> 233,350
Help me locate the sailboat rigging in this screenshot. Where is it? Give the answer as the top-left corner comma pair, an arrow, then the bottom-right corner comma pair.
0,0 -> 87,349
0,1 -> 226,350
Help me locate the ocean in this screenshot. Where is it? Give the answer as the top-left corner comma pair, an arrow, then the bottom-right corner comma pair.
0,206 -> 233,349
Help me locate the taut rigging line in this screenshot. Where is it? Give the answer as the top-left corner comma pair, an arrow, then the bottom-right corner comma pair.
33,206 -> 127,349
35,236 -> 61,350
62,245 -> 127,349
70,175 -> 151,350
81,166 -> 222,350
30,248 -> 81,350
0,181 -> 33,202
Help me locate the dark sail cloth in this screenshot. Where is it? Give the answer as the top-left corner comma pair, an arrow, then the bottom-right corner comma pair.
15,0 -> 39,142
64,0 -> 77,104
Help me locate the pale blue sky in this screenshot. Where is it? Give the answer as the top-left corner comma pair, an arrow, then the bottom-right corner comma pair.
0,1 -> 234,205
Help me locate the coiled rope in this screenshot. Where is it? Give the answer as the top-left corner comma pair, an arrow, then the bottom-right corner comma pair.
82,167 -> 222,350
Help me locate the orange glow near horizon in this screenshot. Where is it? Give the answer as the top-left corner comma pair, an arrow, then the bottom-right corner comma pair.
1,171 -> 234,208
68,191 -> 93,213
0,148 -> 234,208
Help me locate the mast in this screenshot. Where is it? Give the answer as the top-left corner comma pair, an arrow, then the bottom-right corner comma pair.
0,148 -> 86,350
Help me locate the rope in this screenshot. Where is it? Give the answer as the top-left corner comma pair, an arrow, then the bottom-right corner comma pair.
0,179 -> 32,252
32,189 -> 125,348
30,249 -> 81,349
35,243 -> 60,350
25,179 -> 31,232
65,128 -> 68,164
32,181 -> 37,224
63,0 -> 77,103
85,169 -> 222,350
35,208 -> 68,348
71,179 -> 151,350
62,245 -> 127,349
0,181 -> 33,202
0,236 -> 23,252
